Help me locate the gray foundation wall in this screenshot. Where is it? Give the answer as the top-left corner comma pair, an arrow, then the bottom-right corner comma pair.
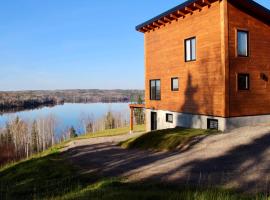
145,109 -> 270,132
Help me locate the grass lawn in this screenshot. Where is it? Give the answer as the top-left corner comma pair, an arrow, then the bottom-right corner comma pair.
0,151 -> 261,200
57,179 -> 259,200
0,151 -> 89,200
0,126 -> 264,199
120,127 -> 218,151
77,124 -> 145,139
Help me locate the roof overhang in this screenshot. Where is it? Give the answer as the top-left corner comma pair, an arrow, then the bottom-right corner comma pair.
229,0 -> 270,25
136,0 -> 270,33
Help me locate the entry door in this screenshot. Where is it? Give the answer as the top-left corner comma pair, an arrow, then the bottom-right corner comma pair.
151,112 -> 157,131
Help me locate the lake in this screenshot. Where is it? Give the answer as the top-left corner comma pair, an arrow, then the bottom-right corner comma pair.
0,103 -> 130,135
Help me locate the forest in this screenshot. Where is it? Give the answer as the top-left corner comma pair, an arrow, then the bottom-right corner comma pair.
0,89 -> 144,113
0,107 -> 145,166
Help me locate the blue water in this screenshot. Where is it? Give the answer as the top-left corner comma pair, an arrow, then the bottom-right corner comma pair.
0,103 -> 129,135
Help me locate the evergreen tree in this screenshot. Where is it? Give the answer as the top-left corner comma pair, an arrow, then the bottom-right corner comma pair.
130,95 -> 134,104
105,111 -> 115,130
5,122 -> 12,145
31,120 -> 38,153
134,95 -> 145,125
69,126 -> 78,138
86,122 -> 93,133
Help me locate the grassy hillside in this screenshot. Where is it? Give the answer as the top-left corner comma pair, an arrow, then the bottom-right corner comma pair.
0,151 -> 259,200
0,126 -> 263,200
120,128 -> 218,151
78,124 -> 145,139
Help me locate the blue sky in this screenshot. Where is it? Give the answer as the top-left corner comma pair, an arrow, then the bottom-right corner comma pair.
0,0 -> 269,91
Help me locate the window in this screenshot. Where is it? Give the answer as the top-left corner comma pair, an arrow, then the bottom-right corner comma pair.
207,119 -> 218,130
185,37 -> 196,62
150,80 -> 161,100
237,30 -> 249,57
166,113 -> 173,123
171,78 -> 179,91
238,73 -> 250,90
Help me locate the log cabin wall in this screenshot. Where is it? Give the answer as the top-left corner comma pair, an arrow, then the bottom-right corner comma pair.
145,1 -> 227,117
228,2 -> 270,117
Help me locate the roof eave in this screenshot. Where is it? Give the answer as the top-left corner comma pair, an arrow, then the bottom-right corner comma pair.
135,0 -> 270,33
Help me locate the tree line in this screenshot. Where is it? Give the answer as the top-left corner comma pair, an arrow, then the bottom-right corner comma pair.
0,107 -> 145,166
0,90 -> 144,113
0,97 -> 61,113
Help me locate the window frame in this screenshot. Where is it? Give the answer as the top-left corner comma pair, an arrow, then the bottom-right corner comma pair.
237,30 -> 249,57
207,119 -> 219,130
171,77 -> 179,91
184,37 -> 196,62
150,79 -> 161,100
237,73 -> 250,91
166,113 -> 173,123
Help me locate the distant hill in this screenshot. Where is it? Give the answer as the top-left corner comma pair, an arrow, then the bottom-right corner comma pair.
0,89 -> 145,113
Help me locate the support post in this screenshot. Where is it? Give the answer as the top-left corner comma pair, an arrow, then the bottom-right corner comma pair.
130,107 -> 134,134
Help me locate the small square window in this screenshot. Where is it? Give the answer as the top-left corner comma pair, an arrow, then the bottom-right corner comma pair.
207,119 -> 218,130
171,78 -> 179,91
238,73 -> 249,90
166,114 -> 173,123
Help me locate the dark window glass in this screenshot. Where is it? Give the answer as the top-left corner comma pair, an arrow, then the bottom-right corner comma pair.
238,74 -> 250,90
166,114 -> 173,123
150,80 -> 161,100
156,80 -> 161,100
207,119 -> 218,130
237,30 -> 249,57
150,80 -> 156,100
171,78 -> 179,91
185,37 -> 196,62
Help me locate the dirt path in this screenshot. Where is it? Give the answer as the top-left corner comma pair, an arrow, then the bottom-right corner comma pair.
63,126 -> 270,193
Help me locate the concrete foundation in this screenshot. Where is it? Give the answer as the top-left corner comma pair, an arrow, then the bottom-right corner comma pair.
146,109 -> 270,132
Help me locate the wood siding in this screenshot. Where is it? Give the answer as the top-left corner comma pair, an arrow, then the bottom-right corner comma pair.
145,1 -> 226,117
228,2 -> 270,117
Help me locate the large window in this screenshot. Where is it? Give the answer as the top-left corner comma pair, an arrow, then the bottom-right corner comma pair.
171,77 -> 179,91
238,73 -> 250,90
185,37 -> 196,62
150,79 -> 161,100
237,30 -> 249,57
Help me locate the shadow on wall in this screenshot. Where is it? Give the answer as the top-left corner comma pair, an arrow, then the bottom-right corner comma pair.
176,48 -> 219,129
178,73 -> 199,128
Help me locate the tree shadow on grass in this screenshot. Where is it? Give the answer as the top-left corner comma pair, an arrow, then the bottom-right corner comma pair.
143,131 -> 270,195
0,152 -> 97,200
64,128 -> 270,195
2,129 -> 270,199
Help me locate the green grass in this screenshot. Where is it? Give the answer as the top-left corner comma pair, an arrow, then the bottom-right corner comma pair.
120,127 -> 218,151
0,156 -> 263,200
77,124 -> 145,139
52,179 -> 263,200
0,152 -> 89,199
0,126 -> 264,200
1,125 -> 145,170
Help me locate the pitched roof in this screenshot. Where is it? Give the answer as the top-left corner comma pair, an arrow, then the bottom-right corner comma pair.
136,0 -> 270,33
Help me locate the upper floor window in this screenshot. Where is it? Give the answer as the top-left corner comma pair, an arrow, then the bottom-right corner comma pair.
171,77 -> 179,91
238,73 -> 249,90
150,79 -> 161,100
185,37 -> 196,62
237,30 -> 249,57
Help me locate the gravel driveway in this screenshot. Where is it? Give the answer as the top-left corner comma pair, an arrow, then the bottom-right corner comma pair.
63,126 -> 270,193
